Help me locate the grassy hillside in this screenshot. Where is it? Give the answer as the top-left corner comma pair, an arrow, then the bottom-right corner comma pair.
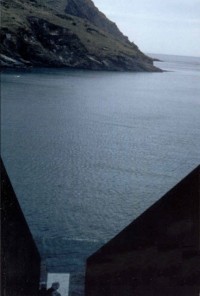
0,0 -> 160,71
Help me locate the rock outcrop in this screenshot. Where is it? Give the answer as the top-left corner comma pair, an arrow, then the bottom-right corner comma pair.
0,0 -> 161,71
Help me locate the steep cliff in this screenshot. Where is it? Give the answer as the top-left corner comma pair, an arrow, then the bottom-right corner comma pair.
65,0 -> 129,43
0,0 -> 161,71
36,0 -> 129,42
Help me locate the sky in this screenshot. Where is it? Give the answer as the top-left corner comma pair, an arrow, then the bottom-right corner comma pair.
93,0 -> 200,57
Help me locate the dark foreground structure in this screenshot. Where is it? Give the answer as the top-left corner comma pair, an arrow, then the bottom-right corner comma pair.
1,160 -> 41,296
85,165 -> 200,296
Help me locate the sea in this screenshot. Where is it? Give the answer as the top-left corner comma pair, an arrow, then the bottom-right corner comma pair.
1,54 -> 200,295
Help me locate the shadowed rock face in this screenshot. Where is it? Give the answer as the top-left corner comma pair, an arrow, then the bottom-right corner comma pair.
0,0 -> 161,71
85,166 -> 200,296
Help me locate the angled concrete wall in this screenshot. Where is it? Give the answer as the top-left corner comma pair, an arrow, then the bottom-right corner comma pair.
1,159 -> 41,296
85,165 -> 200,296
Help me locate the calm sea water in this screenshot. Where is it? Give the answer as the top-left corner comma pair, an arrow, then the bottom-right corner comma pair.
1,54 -> 200,295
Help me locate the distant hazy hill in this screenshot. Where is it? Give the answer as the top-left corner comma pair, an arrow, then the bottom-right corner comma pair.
0,0 -> 160,71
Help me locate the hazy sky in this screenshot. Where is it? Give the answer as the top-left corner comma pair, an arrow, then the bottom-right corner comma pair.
93,0 -> 200,57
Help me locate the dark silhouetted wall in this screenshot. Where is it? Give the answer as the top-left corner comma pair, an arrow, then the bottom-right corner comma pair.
1,160 -> 41,296
85,166 -> 200,296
